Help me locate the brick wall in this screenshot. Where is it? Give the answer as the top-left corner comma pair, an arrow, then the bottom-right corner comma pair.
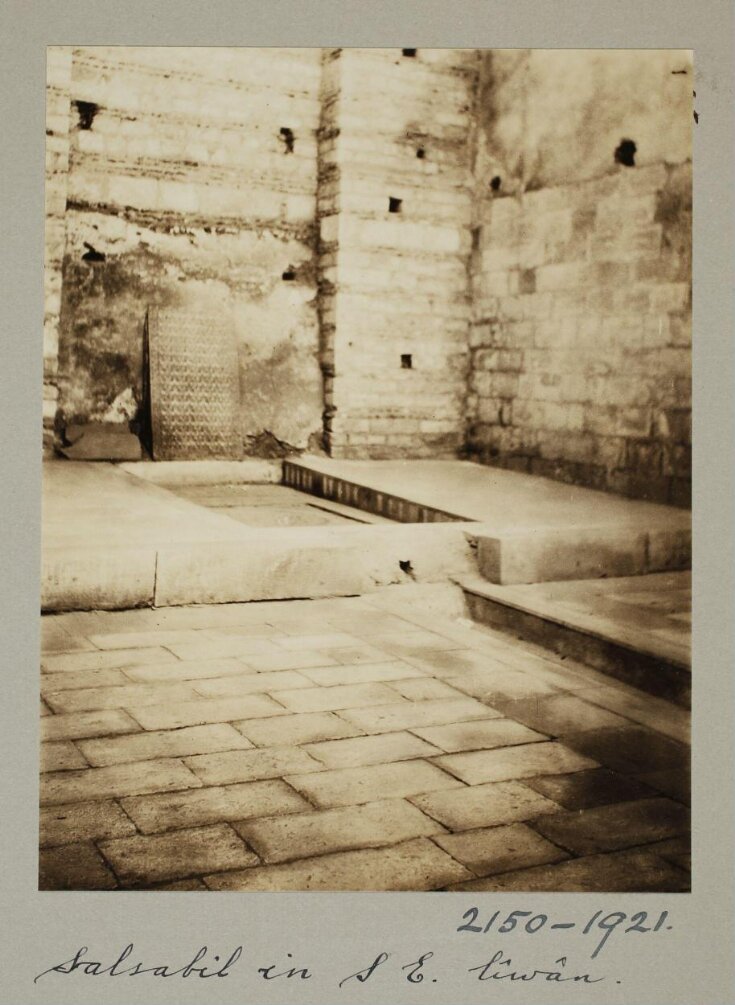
55,46 -> 323,452
467,50 -> 692,505
318,48 -> 479,458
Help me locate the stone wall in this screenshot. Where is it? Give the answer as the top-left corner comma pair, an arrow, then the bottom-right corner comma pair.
318,47 -> 479,458
44,47 -> 73,452
467,50 -> 692,504
45,47 -> 693,504
55,46 -> 323,452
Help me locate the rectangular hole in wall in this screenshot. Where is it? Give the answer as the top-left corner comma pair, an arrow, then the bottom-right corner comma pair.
389,197 -> 402,214
402,49 -> 417,57
401,354 -> 413,369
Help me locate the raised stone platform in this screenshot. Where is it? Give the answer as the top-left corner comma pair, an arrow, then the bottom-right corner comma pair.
42,462 -> 477,612
284,457 -> 691,583
460,573 -> 691,707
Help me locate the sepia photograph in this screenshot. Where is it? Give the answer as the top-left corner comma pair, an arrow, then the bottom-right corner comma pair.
39,45 -> 692,893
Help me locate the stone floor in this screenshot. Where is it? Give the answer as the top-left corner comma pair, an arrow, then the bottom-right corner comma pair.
39,588 -> 690,892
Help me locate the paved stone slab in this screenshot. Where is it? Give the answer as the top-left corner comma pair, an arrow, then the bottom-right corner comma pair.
524,768 -> 657,810
88,629 -> 208,650
40,758 -> 202,805
409,781 -> 561,831
635,767 -> 691,805
172,642 -> 339,673
561,726 -> 689,775
447,848 -> 691,892
42,620 -> 96,653
647,835 -> 691,872
387,678 -> 470,702
100,824 -> 257,886
154,877 -> 208,890
122,780 -> 310,834
39,842 -> 118,890
123,658 -> 256,683
271,681 -> 401,714
40,800 -> 137,847
579,685 -> 690,744
338,697 -> 496,734
493,694 -> 631,736
404,648 -> 512,678
42,647 -> 178,673
193,670 -> 314,698
532,797 -> 690,854
434,741 -> 597,785
186,747 -> 325,786
41,668 -> 130,692
235,712 -> 364,747
325,644 -> 397,665
433,822 -> 569,876
41,709 -> 141,742
235,799 -> 446,863
44,682 -> 200,713
40,740 -> 88,773
274,633 -> 362,651
205,837 -> 472,891
412,718 -> 547,753
128,695 -> 287,730
285,760 -> 463,808
77,723 -> 253,766
447,669 -> 562,703
301,661 -> 425,686
304,731 -> 440,769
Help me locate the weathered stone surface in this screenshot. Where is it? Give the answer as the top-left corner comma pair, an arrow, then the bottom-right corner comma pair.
269,682 -> 401,713
433,822 -> 569,876
447,848 -> 691,892
532,797 -> 690,854
412,717 -> 547,753
493,694 -> 631,736
285,759 -> 463,808
338,697 -> 494,734
42,647 -> 177,674
204,837 -> 473,891
77,723 -> 253,766
44,681 -> 200,713
561,726 -> 689,775
524,767 -> 656,810
41,709 -> 141,742
409,780 -> 560,831
235,799 -> 445,862
40,758 -> 202,805
40,799 -> 137,847
128,695 -> 287,730
100,824 -> 258,885
234,712 -> 363,747
434,741 -> 597,784
185,747 -> 325,786
193,670 -> 314,698
301,661 -> 425,686
40,842 -> 118,890
304,731 -> 441,769
40,741 -> 88,772
121,780 -> 309,833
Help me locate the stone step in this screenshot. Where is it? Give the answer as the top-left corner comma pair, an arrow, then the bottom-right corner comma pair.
284,456 -> 691,583
459,574 -> 691,708
42,522 -> 479,613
